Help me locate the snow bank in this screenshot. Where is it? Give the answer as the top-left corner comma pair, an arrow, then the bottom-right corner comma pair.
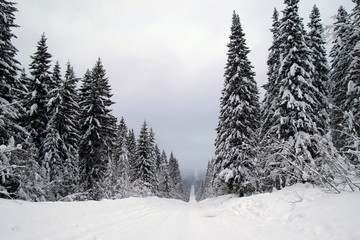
201,184 -> 360,239
0,184 -> 359,240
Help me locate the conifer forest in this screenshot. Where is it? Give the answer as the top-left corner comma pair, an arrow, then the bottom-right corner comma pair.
1,0 -> 360,204
198,0 -> 360,200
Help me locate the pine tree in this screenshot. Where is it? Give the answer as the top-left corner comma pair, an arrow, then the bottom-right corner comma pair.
0,0 -> 23,197
197,159 -> 216,201
78,58 -> 117,200
117,117 -> 128,148
27,33 -> 52,157
0,1 -> 46,200
330,1 -> 360,165
50,61 -> 61,89
42,62 -> 64,199
275,0 -> 317,140
329,7 -> 350,153
127,128 -> 137,182
157,150 -> 171,197
41,62 -> 81,200
154,144 -> 161,173
168,152 -> 185,200
113,117 -> 128,170
307,5 -> 330,135
148,128 -> 159,193
62,62 -> 80,163
113,136 -> 131,198
105,116 -> 131,199
260,0 -> 320,188
0,0 -> 20,108
133,121 -> 157,195
17,68 -> 29,99
39,61 -> 65,199
261,8 -> 281,139
213,11 -> 260,196
343,0 -> 360,166
259,9 -> 283,192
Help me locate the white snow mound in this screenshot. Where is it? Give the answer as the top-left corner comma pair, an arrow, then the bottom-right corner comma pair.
1,184 -> 359,240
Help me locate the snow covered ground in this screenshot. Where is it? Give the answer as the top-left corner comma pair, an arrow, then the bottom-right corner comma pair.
1,184 -> 360,240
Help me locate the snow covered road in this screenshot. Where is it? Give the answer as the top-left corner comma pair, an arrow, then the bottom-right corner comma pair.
1,184 -> 360,240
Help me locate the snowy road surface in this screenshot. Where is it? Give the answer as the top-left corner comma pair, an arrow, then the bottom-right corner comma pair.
1,184 -> 360,240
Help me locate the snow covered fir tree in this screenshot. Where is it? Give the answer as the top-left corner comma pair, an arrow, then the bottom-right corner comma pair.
211,11 -> 260,197
329,2 -> 360,167
1,0 -> 360,203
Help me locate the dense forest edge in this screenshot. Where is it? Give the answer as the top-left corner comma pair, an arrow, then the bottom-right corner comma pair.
0,0 -> 186,201
1,0 -> 360,202
197,0 -> 360,200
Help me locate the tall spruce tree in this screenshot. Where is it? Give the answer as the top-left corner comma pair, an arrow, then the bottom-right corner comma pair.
276,0 -> 316,140
116,124 -> 132,198
62,61 -> 80,164
116,117 -> 128,153
134,121 -> 157,194
78,59 -> 117,200
154,144 -> 161,173
27,33 -> 52,157
213,11 -> 260,196
0,0 -> 20,108
42,62 -> 80,200
105,116 -> 131,199
127,128 -> 137,181
0,0 -> 29,198
0,3 -> 47,200
112,117 -> 128,173
42,62 -> 64,199
12,33 -> 54,200
259,8 -> 284,192
50,61 -> 61,89
148,127 -> 159,193
261,8 -> 281,139
0,0 -> 18,143
197,158 -> 216,201
343,0 -> 360,166
261,0 -> 320,188
307,5 -> 330,135
168,152 -> 185,200
330,1 -> 360,165
157,150 -> 171,197
329,7 -> 350,152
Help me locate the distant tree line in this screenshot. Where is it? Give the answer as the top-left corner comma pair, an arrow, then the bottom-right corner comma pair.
0,0 -> 185,201
198,0 -> 360,200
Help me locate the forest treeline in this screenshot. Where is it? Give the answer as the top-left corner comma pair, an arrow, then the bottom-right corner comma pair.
1,0 -> 360,202
0,0 -> 186,201
198,0 -> 360,200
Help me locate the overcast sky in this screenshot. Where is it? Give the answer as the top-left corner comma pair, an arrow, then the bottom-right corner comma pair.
13,0 -> 354,173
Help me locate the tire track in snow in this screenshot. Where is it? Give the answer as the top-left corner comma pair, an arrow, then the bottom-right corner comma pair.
71,201 -> 168,240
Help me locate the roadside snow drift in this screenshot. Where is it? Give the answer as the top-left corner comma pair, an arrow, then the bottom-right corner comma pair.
1,184 -> 359,240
